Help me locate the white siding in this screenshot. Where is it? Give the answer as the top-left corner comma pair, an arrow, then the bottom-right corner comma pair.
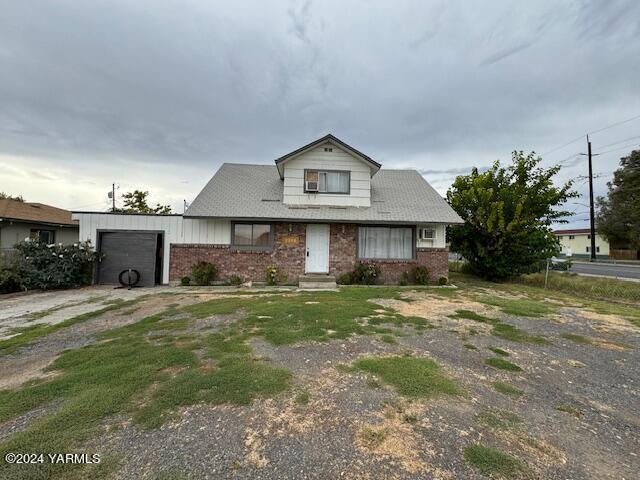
73,213 -> 230,284
416,224 -> 446,249
282,144 -> 371,207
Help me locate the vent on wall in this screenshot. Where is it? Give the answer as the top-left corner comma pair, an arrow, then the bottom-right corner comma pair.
324,147 -> 333,152
305,181 -> 318,192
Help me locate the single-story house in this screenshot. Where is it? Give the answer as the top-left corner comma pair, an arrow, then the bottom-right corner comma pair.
553,228 -> 609,259
0,198 -> 79,252
73,134 -> 463,286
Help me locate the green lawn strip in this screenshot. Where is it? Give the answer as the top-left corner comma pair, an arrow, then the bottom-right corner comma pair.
492,323 -> 549,345
349,356 -> 464,398
379,334 -> 398,344
479,296 -> 555,317
476,408 -> 522,430
519,271 -> 640,303
184,288 -> 421,345
463,443 -> 532,479
560,333 -> 593,345
583,300 -> 640,328
134,356 -> 290,429
0,298 -> 144,355
0,336 -> 196,479
492,381 -> 524,398
451,310 -> 549,345
489,347 -> 510,356
485,357 -> 522,372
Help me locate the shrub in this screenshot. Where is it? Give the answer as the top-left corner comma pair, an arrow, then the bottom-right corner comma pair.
229,274 -> 244,286
0,260 -> 21,293
11,239 -> 99,291
191,261 -> 218,286
180,276 -> 191,286
352,262 -> 381,285
399,271 -> 409,286
337,273 -> 353,285
411,266 -> 430,285
438,276 -> 448,285
266,265 -> 278,286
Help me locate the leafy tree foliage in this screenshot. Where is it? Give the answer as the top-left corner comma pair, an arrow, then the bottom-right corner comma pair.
112,190 -> 172,214
447,151 -> 577,280
596,149 -> 640,250
0,192 -> 24,202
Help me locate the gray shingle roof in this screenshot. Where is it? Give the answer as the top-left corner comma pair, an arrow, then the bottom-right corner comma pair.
185,163 -> 463,224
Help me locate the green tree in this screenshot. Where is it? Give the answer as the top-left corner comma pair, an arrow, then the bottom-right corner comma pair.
0,192 -> 24,202
447,151 -> 577,280
596,149 -> 640,250
112,190 -> 172,214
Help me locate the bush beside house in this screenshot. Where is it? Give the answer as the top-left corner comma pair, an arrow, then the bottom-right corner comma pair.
0,240 -> 99,293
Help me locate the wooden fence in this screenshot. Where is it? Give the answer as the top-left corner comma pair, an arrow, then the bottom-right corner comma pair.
610,249 -> 639,260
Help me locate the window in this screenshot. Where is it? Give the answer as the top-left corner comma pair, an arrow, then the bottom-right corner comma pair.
557,236 -> 563,240
30,229 -> 55,244
569,235 -> 575,240
305,170 -> 350,194
596,246 -> 600,253
587,235 -> 591,239
232,223 -> 272,248
358,226 -> 413,259
586,246 -> 590,253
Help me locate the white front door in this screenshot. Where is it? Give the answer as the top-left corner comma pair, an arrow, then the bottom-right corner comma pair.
305,224 -> 330,273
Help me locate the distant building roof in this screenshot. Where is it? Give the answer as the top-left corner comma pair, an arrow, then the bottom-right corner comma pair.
553,228 -> 593,235
185,163 -> 463,224
0,199 -> 78,227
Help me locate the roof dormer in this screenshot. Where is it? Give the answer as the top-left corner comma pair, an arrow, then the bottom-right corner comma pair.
274,134 -> 381,180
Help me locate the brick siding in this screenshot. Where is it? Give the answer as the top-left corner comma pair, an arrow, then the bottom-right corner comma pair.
169,222 -> 449,284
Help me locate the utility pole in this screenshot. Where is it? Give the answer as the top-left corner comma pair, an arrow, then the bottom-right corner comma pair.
587,136 -> 597,262
112,183 -> 116,212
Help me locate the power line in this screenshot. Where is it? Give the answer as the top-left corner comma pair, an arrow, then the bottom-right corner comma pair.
588,113 -> 640,136
597,134 -> 640,150
541,113 -> 640,158
541,136 -> 584,157
595,142 -> 640,156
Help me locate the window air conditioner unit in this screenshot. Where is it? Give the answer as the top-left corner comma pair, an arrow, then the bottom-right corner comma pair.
420,228 -> 435,240
305,181 -> 318,192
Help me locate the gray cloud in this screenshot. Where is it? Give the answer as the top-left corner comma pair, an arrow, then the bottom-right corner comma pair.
0,0 -> 639,215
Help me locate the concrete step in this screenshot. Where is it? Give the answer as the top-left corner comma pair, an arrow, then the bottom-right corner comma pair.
298,275 -> 337,289
298,275 -> 336,283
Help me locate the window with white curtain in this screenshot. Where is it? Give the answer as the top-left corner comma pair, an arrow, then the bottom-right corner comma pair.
305,170 -> 350,193
358,226 -> 413,259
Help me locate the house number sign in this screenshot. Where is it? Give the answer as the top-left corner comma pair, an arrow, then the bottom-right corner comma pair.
281,235 -> 299,246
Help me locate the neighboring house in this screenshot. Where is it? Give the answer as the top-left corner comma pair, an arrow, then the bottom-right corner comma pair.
74,134 -> 463,286
553,228 -> 610,259
0,199 -> 79,252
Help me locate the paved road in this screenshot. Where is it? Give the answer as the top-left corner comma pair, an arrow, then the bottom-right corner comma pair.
569,261 -> 640,280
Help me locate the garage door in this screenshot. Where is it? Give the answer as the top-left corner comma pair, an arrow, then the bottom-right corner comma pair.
98,232 -> 160,287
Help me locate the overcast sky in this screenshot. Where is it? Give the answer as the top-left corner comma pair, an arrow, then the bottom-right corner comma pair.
1,0 -> 639,226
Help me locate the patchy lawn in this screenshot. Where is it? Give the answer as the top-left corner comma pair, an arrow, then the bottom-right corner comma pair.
0,277 -> 639,479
